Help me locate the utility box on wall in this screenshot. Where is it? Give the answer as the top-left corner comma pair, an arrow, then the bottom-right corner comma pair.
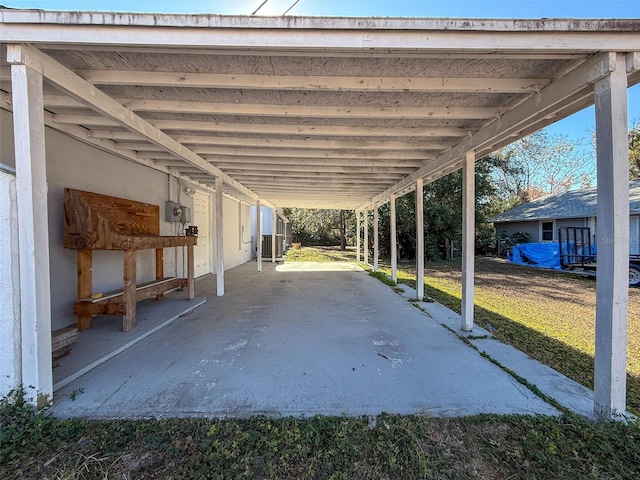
165,201 -> 182,222
180,206 -> 191,224
165,201 -> 191,224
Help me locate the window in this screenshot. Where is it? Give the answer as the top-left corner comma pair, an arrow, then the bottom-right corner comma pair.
541,221 -> 554,241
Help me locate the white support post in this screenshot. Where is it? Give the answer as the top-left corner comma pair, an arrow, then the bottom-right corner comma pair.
390,193 -> 398,283
461,151 -> 476,332
373,204 -> 379,272
238,202 -> 242,251
271,208 -> 277,263
215,177 -> 224,296
10,60 -> 53,407
594,52 -> 629,420
256,200 -> 262,272
356,209 -> 361,263
364,209 -> 369,265
416,178 -> 424,300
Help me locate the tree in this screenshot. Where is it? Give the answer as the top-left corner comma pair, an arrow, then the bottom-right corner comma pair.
284,208 -> 353,247
495,130 -> 595,203
372,155 -> 508,261
630,123 -> 640,180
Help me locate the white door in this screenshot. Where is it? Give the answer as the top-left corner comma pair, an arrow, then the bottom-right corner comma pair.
193,192 -> 211,277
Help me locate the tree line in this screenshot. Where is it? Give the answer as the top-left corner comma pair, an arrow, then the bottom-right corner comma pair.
284,124 -> 639,261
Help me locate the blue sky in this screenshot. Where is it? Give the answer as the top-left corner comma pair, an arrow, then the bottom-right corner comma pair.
3,0 -> 640,145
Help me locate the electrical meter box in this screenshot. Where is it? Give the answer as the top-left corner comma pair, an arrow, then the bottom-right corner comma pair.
165,201 -> 182,222
180,206 -> 192,224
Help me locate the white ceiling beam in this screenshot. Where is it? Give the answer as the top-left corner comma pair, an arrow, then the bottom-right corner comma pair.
88,129 -> 453,150
73,68 -> 551,93
9,45 -> 260,202
173,135 -> 450,151
51,113 -> 120,126
216,188 -> 380,196
361,51 -> 615,208
121,144 -> 434,160
229,174 -> 402,183
202,157 -> 424,168
92,122 -> 469,138
162,123 -> 466,138
43,95 -> 508,120
173,164 -> 415,174
0,91 -> 219,195
218,165 -> 416,174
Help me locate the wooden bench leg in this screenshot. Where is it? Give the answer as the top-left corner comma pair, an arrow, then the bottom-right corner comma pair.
123,250 -> 137,332
155,247 -> 164,300
187,244 -> 195,300
77,249 -> 92,331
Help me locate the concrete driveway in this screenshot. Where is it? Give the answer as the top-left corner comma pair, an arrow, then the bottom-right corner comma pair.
51,260 -> 563,418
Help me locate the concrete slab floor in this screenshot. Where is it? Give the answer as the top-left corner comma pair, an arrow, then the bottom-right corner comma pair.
50,260 -> 564,419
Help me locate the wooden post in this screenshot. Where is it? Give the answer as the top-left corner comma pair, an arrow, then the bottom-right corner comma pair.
373,204 -> 379,272
123,250 -> 137,332
594,52 -> 629,420
9,51 -> 53,406
356,209 -> 361,262
77,249 -> 93,330
187,244 -> 195,300
215,177 -> 225,296
155,248 -> 164,300
416,178 -> 424,300
390,193 -> 397,283
461,151 -> 475,332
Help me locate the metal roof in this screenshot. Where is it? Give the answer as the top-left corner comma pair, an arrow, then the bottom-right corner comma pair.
491,180 -> 640,223
1,9 -> 639,209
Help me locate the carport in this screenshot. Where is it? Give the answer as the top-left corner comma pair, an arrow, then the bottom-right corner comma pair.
1,10 -> 639,419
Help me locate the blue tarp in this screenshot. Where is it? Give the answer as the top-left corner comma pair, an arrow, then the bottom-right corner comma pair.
509,242 -> 597,270
509,243 -> 562,269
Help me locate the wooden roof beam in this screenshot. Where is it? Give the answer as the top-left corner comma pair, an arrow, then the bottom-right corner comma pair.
8,44 -> 261,202
89,122 -> 469,139
359,51 -> 618,209
43,95 -> 508,120
72,68 -> 551,93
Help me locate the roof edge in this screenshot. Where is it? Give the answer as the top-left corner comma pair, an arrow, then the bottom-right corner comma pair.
2,9 -> 640,31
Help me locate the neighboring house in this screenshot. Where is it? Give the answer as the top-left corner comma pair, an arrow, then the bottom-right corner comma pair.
491,180 -> 640,255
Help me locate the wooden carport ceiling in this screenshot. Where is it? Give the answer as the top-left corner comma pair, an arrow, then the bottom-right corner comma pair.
1,12 -> 639,209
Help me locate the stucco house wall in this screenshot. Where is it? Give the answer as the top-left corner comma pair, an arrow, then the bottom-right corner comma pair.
1,108 -> 255,331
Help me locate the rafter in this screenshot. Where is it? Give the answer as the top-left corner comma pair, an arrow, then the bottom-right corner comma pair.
228,174 -> 402,183
173,164 -> 416,174
43,95 -> 508,120
362,51 -> 616,208
119,144 -> 434,160
11,45 -> 261,202
114,134 -> 453,151
87,122 -> 468,139
88,129 -> 453,150
71,68 -> 551,93
175,156 -> 424,167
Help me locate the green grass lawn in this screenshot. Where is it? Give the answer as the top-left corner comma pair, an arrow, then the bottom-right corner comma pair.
2,390 -> 640,479
283,245 -> 356,262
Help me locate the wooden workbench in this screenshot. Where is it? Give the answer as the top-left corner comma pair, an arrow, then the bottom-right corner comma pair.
63,188 -> 197,332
